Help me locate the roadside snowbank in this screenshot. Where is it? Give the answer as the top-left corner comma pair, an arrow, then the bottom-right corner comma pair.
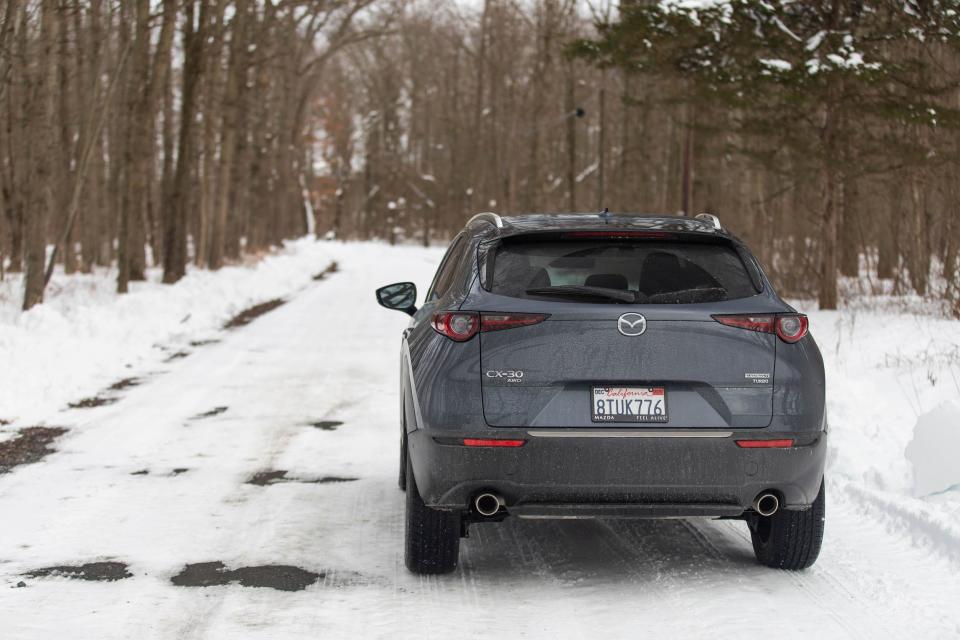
795,302 -> 960,557
906,402 -> 960,496
0,238 -> 332,426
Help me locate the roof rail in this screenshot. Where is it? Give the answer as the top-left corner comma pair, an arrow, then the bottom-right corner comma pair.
695,213 -> 722,230
466,212 -> 504,229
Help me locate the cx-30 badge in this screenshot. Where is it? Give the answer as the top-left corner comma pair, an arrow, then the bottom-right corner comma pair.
617,313 -> 647,337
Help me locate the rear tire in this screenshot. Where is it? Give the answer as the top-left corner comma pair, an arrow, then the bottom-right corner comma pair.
750,480 -> 825,570
404,456 -> 460,574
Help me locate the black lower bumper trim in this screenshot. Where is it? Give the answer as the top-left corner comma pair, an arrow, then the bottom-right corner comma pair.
508,503 -> 744,519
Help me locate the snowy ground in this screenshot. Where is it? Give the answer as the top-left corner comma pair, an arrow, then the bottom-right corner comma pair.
1,240 -> 959,638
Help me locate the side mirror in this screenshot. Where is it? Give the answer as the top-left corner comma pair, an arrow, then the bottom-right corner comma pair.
376,282 -> 418,316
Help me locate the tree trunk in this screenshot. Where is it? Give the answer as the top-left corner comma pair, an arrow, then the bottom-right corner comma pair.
23,0 -> 57,310
118,0 -> 150,294
56,1 -> 76,274
839,174 -> 859,277
1,1 -> 22,273
4,0 -> 28,274
909,173 -> 929,296
197,0 -> 226,267
817,163 -> 840,310
209,0 -> 248,269
80,0 -> 104,272
162,0 -> 207,284
564,59 -> 576,211
141,0 -> 176,267
681,106 -> 694,215
877,176 -> 898,279
597,67 -> 606,210
617,74 -> 632,211
159,20 -> 175,262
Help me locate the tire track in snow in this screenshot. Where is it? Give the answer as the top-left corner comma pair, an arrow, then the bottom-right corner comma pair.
838,480 -> 960,564
707,518 -> 887,639
593,519 -> 691,609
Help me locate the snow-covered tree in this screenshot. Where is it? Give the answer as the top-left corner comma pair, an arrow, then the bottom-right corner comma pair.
573,0 -> 960,309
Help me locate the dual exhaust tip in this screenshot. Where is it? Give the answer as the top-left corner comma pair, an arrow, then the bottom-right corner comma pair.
473,492 -> 503,517
753,492 -> 780,517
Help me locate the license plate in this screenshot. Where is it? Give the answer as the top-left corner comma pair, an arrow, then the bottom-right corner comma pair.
591,386 -> 667,423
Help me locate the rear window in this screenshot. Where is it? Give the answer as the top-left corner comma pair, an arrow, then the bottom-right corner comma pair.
489,240 -> 759,304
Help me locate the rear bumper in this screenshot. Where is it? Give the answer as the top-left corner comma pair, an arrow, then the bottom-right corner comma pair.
408,428 -> 826,515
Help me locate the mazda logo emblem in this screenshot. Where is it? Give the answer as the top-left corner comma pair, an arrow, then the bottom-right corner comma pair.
617,313 -> 647,337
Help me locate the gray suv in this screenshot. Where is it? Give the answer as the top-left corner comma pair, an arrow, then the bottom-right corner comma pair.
376,213 -> 826,574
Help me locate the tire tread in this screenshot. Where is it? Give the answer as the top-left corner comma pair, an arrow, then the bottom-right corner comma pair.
404,457 -> 460,574
751,481 -> 825,570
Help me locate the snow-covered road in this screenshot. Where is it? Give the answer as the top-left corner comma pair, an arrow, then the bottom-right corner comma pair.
1,242 -> 959,638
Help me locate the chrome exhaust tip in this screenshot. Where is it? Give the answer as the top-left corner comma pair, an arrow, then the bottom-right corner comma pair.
473,493 -> 502,517
753,493 -> 779,517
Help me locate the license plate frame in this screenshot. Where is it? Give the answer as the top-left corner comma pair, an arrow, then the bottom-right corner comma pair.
591,386 -> 668,423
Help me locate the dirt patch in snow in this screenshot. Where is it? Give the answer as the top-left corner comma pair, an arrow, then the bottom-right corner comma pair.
0,427 -> 68,473
107,377 -> 142,392
171,561 -> 323,592
191,406 -> 228,420
67,396 -> 118,409
130,467 -> 189,476
223,299 -> 286,329
189,338 -> 221,347
310,420 -> 344,431
246,469 -> 358,486
24,561 -> 132,582
164,350 -> 191,362
66,377 -> 143,411
0,418 -> 11,426
313,261 -> 339,281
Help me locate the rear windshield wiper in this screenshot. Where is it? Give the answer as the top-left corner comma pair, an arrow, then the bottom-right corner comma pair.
525,285 -> 638,304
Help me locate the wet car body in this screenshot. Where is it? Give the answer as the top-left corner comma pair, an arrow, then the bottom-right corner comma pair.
378,213 -> 827,573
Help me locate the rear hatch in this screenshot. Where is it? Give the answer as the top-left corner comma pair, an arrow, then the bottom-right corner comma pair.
475,232 -> 778,429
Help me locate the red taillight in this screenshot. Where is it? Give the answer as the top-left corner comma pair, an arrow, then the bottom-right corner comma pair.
480,313 -> 549,332
432,312 -> 549,340
463,438 -> 527,447
713,315 -> 775,333
735,439 -> 794,448
775,315 -> 808,343
432,312 -> 479,341
712,314 -> 808,343
563,231 -> 674,239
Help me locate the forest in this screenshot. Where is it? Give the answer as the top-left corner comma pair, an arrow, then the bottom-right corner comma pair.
1,0 -> 959,313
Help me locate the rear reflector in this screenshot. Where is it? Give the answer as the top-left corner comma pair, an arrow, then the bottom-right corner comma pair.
713,314 -> 809,344
735,439 -> 794,448
463,438 -> 527,448
563,231 -> 674,240
480,313 -> 549,332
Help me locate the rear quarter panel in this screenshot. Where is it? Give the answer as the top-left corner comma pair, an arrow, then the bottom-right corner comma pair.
773,332 -> 827,432
403,238 -> 487,433
404,320 -> 487,432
